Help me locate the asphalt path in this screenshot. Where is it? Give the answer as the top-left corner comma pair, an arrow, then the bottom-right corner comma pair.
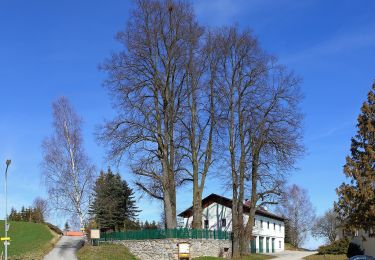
272,250 -> 318,260
44,236 -> 84,260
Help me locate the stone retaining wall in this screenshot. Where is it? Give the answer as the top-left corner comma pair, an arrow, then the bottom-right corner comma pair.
111,239 -> 231,260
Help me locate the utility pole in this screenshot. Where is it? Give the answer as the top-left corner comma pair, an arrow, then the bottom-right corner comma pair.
4,160 -> 11,260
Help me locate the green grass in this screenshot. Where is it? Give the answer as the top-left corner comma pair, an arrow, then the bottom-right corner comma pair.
0,220 -> 59,260
303,254 -> 347,260
77,243 -> 137,260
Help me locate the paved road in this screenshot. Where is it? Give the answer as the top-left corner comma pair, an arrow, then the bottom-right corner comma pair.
44,236 -> 84,260
272,250 -> 318,260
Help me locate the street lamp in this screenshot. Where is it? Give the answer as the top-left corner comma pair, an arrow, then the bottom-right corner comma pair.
4,160 -> 11,260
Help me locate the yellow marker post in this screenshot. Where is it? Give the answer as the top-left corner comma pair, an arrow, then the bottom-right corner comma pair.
1,237 -> 10,241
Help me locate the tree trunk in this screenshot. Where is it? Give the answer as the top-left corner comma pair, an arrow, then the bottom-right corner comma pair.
163,190 -> 177,229
192,183 -> 203,229
242,153 -> 259,255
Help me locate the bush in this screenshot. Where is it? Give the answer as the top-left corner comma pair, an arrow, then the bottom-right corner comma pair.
318,238 -> 349,255
46,222 -> 63,235
347,242 -> 364,258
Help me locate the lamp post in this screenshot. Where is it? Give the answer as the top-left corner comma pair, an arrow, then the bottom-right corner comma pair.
4,160 -> 11,260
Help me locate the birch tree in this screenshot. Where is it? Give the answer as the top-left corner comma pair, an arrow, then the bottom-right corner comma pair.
98,0 -> 201,229
277,184 -> 316,248
42,97 -> 95,228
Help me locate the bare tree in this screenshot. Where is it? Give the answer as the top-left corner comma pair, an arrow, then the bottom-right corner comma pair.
33,197 -> 49,222
312,208 -> 340,244
277,184 -> 316,248
214,26 -> 269,256
212,26 -> 303,255
242,63 -> 304,253
98,0 -> 201,229
179,31 -> 219,229
41,97 -> 95,228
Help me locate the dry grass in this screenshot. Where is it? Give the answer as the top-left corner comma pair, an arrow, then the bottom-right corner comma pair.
285,242 -> 306,251
77,243 -> 137,260
303,254 -> 347,260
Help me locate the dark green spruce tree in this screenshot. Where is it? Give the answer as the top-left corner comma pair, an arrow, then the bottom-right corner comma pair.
335,82 -> 375,234
90,168 -> 139,231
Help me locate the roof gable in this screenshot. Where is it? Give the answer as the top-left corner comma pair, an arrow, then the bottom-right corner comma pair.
178,193 -> 285,222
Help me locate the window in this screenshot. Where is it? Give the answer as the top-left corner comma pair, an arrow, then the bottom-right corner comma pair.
267,221 -> 270,229
204,219 -> 209,229
279,241 -> 281,249
260,220 -> 263,228
221,218 -> 226,227
279,224 -> 281,231
274,223 -> 276,230
253,218 -> 256,226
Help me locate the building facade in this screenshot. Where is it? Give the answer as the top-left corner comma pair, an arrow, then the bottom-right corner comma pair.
336,227 -> 375,257
178,194 -> 285,254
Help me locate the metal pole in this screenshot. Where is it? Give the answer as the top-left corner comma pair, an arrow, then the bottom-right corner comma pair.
4,160 -> 11,260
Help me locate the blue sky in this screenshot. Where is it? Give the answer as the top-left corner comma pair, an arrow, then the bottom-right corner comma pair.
0,0 -> 374,249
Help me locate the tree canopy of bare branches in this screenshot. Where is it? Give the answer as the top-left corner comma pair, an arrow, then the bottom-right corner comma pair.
277,184 -> 316,248
212,26 -> 304,256
99,0 -> 304,245
98,0 -> 201,229
41,97 -> 95,228
312,208 -> 340,244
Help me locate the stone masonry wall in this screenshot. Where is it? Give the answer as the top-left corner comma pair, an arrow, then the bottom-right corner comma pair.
112,239 -> 231,260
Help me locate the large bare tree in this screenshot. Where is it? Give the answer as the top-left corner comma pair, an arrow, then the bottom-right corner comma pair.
213,26 -> 303,256
242,63 -> 304,253
42,97 -> 95,228
179,31 -> 219,229
213,27 -> 268,256
98,0 -> 201,229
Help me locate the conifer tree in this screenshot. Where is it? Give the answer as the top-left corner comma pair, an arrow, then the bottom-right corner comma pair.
336,83 -> 375,234
90,168 -> 139,231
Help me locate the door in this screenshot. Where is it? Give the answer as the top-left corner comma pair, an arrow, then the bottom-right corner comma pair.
259,237 -> 264,253
272,238 -> 275,253
251,237 -> 256,253
266,237 -> 270,253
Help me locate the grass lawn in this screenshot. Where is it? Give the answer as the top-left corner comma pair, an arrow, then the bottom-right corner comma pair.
77,243 -> 137,260
0,220 -> 59,260
194,254 -> 275,260
304,254 -> 347,260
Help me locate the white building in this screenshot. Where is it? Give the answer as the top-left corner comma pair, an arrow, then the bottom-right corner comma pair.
178,193 -> 285,254
337,227 -> 375,257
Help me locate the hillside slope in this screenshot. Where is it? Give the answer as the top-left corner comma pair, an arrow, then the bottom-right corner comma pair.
0,220 -> 59,259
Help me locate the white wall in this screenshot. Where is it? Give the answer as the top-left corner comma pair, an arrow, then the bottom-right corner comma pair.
182,202 -> 285,253
350,230 -> 375,257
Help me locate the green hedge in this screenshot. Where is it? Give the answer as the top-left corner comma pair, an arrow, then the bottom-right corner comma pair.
318,238 -> 349,255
